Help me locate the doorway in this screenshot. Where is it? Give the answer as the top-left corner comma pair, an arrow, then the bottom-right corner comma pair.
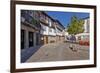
21,30 -> 25,49
29,32 -> 34,47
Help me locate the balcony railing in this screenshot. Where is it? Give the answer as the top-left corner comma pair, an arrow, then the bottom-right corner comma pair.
21,13 -> 41,29
32,18 -> 41,28
40,17 -> 49,25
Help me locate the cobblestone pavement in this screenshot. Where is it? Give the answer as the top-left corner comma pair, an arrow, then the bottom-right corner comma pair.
21,45 -> 42,63
26,42 -> 89,62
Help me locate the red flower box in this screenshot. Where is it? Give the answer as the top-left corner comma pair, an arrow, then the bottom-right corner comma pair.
79,40 -> 89,46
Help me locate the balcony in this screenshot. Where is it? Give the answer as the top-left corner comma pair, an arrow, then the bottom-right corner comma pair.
21,13 -> 41,30
51,23 -> 55,28
40,17 -> 49,25
32,18 -> 41,28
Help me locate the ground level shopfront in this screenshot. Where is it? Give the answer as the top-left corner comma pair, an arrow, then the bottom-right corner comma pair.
56,35 -> 65,42
21,23 -> 41,49
40,35 -> 65,45
21,24 -> 65,49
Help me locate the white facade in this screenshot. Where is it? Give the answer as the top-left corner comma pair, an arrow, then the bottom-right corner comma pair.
75,33 -> 89,41
83,18 -> 90,33
40,23 -> 49,35
40,21 -> 64,37
56,28 -> 62,36
63,29 -> 69,41
40,23 -> 59,36
40,12 -> 65,43
49,28 -> 56,36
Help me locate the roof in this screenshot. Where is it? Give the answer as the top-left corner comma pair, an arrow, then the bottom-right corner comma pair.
55,20 -> 65,29
42,11 -> 65,29
42,11 -> 55,21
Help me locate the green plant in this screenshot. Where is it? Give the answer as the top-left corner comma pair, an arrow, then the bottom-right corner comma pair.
67,16 -> 84,35
32,18 -> 38,25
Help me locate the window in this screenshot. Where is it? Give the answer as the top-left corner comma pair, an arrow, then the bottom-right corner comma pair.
49,28 -> 52,32
41,24 -> 46,31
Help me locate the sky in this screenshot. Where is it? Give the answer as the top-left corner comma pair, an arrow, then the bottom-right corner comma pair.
46,11 -> 89,28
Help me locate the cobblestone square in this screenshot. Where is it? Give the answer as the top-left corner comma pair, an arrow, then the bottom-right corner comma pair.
26,42 -> 89,62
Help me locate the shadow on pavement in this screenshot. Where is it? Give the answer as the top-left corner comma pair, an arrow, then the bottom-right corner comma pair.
21,45 -> 43,63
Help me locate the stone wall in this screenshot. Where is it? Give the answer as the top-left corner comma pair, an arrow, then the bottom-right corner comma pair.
48,36 -> 56,43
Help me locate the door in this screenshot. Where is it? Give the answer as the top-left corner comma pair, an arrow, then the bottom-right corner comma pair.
44,36 -> 48,44
29,32 -> 34,47
46,36 -> 48,44
21,30 -> 25,49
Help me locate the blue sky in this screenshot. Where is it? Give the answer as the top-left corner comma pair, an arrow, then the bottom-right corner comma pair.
46,11 -> 89,28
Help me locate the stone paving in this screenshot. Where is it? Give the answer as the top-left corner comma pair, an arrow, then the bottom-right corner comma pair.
26,42 -> 89,63
21,45 -> 42,63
